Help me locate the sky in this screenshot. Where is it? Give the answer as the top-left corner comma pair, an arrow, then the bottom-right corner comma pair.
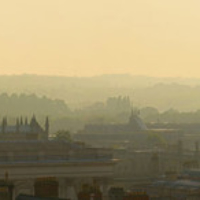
0,0 -> 200,77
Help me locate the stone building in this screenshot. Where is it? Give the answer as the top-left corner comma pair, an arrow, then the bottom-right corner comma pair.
148,169 -> 200,199
112,139 -> 200,191
80,110 -> 147,135
75,111 -> 183,149
0,116 -> 49,141
0,116 -> 115,200
0,140 -> 115,200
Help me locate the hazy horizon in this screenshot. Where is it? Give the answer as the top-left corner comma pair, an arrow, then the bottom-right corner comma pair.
1,0 -> 200,77
0,73 -> 200,79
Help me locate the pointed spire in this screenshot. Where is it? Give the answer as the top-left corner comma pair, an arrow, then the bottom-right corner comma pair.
20,116 -> 23,125
45,116 -> 49,126
32,114 -> 36,121
45,116 -> 49,135
16,118 -> 19,133
25,117 -> 28,125
30,114 -> 36,126
2,118 -> 4,126
4,117 -> 7,126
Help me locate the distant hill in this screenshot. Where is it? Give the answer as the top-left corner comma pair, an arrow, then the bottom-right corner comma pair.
132,83 -> 200,111
1,74 -> 200,111
0,93 -> 70,118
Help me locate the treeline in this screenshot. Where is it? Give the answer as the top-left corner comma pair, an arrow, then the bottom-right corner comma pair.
53,104 -> 200,133
2,92 -> 200,133
0,94 -> 133,133
140,107 -> 200,124
2,74 -> 200,111
0,93 -> 70,118
52,98 -> 200,133
77,105 -> 200,125
79,96 -> 131,114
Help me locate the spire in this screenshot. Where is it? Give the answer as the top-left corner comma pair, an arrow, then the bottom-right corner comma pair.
1,118 -> 4,126
16,118 -> 19,133
2,117 -> 6,133
32,114 -> 36,121
25,117 -> 28,125
4,117 -> 7,126
45,116 -> 49,135
30,114 -> 36,126
20,116 -> 23,125
128,108 -> 147,131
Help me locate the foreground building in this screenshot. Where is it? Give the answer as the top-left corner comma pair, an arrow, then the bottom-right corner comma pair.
0,117 -> 115,200
16,194 -> 67,200
0,140 -> 115,200
148,169 -> 200,199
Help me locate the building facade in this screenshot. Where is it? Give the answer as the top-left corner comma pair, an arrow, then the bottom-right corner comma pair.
0,116 -> 115,200
0,140 -> 115,200
0,116 -> 49,141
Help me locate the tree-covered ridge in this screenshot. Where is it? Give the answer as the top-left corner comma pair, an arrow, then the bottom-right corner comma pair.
0,93 -> 70,118
2,74 -> 200,111
2,92 -> 200,133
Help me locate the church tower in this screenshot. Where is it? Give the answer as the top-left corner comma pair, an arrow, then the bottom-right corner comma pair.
128,109 -> 147,131
16,118 -> 20,133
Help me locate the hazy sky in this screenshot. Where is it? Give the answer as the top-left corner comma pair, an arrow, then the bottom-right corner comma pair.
0,0 -> 200,77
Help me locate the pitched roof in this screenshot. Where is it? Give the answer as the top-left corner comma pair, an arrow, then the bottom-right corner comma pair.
16,194 -> 69,200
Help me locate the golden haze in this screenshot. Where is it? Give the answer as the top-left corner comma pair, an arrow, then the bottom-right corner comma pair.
0,0 -> 200,77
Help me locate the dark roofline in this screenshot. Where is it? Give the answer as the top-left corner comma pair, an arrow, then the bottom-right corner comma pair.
16,194 -> 68,200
